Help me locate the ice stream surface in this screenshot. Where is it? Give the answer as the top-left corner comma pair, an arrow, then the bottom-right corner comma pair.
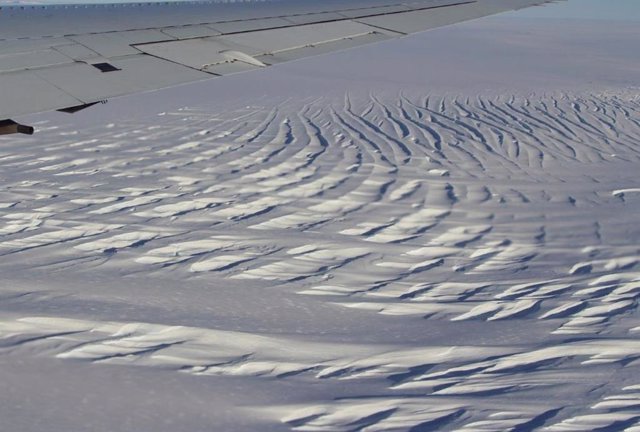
1,15 -> 640,432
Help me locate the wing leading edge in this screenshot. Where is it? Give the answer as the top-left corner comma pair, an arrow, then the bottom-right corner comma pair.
0,0 -> 558,133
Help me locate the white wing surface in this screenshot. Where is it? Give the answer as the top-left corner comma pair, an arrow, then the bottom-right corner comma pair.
0,0 -> 556,132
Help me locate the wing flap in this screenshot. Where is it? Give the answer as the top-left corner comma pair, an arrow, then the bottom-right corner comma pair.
69,34 -> 145,58
160,25 -> 222,39
53,43 -> 105,62
0,71 -> 82,119
32,55 -> 210,103
220,21 -> 379,55
136,39 -> 232,72
256,31 -> 392,65
0,38 -> 71,56
204,61 -> 262,76
211,17 -> 294,34
0,49 -> 71,73
135,20 -> 384,73
356,2 -> 493,34
283,12 -> 347,26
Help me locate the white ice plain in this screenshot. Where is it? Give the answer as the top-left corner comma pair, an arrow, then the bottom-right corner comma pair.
1,15 -> 640,432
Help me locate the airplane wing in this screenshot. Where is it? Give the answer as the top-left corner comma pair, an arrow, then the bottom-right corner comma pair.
0,0 -> 557,133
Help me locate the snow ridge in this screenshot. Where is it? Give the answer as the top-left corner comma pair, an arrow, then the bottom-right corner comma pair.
1,91 -> 640,431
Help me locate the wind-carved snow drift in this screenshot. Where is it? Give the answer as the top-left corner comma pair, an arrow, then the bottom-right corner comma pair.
1,91 -> 640,431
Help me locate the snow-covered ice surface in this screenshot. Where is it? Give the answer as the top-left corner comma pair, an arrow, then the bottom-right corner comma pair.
2,15 -> 640,432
